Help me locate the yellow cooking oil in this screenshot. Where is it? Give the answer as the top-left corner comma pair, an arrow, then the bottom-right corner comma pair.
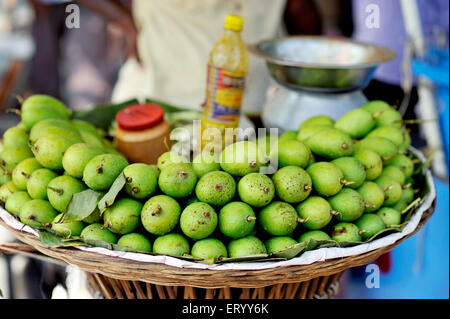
200,15 -> 249,152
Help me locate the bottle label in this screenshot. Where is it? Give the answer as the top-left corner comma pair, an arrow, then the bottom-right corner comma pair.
204,65 -> 246,124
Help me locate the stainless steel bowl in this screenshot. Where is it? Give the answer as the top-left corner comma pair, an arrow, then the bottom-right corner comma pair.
249,36 -> 396,93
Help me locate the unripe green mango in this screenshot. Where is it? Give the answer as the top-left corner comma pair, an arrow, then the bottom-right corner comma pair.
195,171 -> 236,206
384,154 -> 414,179
305,128 -> 353,159
2,126 -> 29,148
331,157 -> 366,189
334,108 -> 375,138
123,163 -> 158,199
19,199 -> 58,228
191,238 -> 228,261
328,188 -> 365,222
357,181 -> 385,213
82,154 -> 128,191
47,176 -> 86,213
12,158 -> 43,190
31,135 -> 74,170
1,145 -> 34,169
296,196 -> 334,230
141,195 -> 181,235
238,173 -> 275,207
298,230 -> 331,242
353,149 -> 383,180
220,141 -> 262,176
355,214 -> 386,240
264,237 -> 298,254
80,223 -> 117,244
192,151 -> 221,178
62,143 -> 104,178
331,222 -> 362,242
373,109 -> 403,128
276,139 -> 311,168
354,137 -> 397,160
299,116 -> 334,131
306,162 -> 345,197
5,191 -> 32,216
180,202 -> 218,240
117,233 -> 152,253
158,163 -> 197,198
361,100 -> 392,114
29,126 -> 83,144
152,233 -> 189,257
103,198 -> 143,235
272,166 -> 312,204
27,168 -> 58,199
21,95 -> 70,130
228,235 -> 267,258
258,201 -> 298,236
219,201 -> 256,239
367,126 -> 404,147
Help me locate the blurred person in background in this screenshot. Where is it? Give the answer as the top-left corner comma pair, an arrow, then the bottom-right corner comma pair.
352,0 -> 449,146
28,0 -> 124,109
76,0 -> 324,119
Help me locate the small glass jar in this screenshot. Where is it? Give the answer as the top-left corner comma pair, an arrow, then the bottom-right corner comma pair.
115,103 -> 171,164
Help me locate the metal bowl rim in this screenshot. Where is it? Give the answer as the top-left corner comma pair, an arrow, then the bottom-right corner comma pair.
249,35 -> 397,69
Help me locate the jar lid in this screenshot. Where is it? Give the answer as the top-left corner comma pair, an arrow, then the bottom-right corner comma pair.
116,103 -> 164,131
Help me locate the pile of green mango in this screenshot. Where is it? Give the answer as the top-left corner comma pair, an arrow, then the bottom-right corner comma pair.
0,96 -> 422,264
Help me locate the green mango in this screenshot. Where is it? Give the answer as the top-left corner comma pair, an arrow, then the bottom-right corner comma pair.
264,237 -> 298,254
191,238 -> 228,261
355,214 -> 386,240
82,154 -> 128,191
334,108 -> 375,138
2,126 -> 29,148
220,141 -> 262,176
299,116 -> 334,131
31,135 -> 74,170
228,236 -> 267,258
153,233 -> 190,257
305,128 -> 353,159
373,109 -> 403,128
367,126 -> 404,147
384,154 -> 414,179
331,157 -> 366,189
361,100 -> 392,115
21,95 -> 70,129
354,137 -> 397,160
19,199 -> 58,228
12,158 -> 43,190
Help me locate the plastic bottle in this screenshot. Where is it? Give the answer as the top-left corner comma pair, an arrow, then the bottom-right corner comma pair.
200,15 -> 249,152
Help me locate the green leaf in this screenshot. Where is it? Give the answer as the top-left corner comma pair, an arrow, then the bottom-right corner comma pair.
71,99 -> 139,131
81,238 -> 116,250
98,172 -> 127,214
270,242 -> 307,259
71,98 -> 192,132
215,254 -> 270,264
62,189 -> 104,222
39,230 -> 64,247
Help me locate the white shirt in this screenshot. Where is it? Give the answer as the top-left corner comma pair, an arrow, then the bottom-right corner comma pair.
111,0 -> 286,116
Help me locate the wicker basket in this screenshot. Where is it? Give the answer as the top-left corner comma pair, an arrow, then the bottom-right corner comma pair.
0,196 -> 436,299
0,145 -> 437,299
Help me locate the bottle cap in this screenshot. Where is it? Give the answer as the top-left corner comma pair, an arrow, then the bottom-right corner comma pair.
116,103 -> 164,131
224,15 -> 244,31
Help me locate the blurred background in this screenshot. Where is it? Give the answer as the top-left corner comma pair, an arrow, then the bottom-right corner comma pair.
0,0 -> 448,299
